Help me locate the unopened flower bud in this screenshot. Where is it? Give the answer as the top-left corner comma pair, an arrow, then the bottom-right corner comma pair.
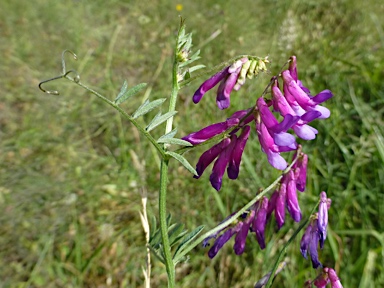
258,59 -> 267,72
247,60 -> 257,79
177,49 -> 189,62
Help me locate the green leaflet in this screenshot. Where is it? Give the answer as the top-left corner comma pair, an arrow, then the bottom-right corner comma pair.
166,151 -> 198,176
168,223 -> 187,247
157,137 -> 192,147
146,111 -> 177,132
158,128 -> 178,141
173,225 -> 204,261
114,82 -> 147,105
188,64 -> 205,73
132,98 -> 166,119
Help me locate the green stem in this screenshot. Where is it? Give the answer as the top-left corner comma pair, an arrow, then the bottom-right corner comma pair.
64,76 -> 165,158
157,20 -> 185,288
159,158 -> 175,287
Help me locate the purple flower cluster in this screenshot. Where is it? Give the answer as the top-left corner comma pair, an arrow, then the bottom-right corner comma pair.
203,152 -> 308,257
204,196 -> 269,258
300,192 -> 332,268
187,56 -> 339,283
182,109 -> 254,191
192,58 -> 249,110
266,151 -> 308,227
183,55 -> 332,191
259,56 -> 332,169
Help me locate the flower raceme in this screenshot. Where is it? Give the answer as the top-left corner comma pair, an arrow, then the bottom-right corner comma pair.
204,165 -> 308,257
187,56 -> 338,284
204,197 -> 269,258
184,55 -> 333,191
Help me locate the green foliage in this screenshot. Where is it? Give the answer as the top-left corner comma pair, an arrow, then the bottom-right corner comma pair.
132,98 -> 167,119
145,111 -> 178,132
114,81 -> 147,105
166,151 -> 198,176
1,0 -> 384,287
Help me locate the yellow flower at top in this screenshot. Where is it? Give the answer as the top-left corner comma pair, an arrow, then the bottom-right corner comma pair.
176,4 -> 183,11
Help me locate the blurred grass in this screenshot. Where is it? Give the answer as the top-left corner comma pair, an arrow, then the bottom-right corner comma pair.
1,0 -> 384,287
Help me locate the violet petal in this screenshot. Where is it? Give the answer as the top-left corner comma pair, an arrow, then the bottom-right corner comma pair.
194,138 -> 231,179
193,67 -> 230,104
227,126 -> 251,179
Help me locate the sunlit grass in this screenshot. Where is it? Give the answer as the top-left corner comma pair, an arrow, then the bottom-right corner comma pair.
1,0 -> 384,287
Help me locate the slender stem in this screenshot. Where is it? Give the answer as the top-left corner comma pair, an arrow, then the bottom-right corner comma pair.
157,20 -> 186,288
63,76 -> 165,158
159,158 -> 175,288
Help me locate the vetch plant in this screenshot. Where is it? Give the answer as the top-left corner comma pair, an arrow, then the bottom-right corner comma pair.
39,19 -> 342,288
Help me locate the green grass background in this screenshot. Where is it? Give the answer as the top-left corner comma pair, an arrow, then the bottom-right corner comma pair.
1,0 -> 384,287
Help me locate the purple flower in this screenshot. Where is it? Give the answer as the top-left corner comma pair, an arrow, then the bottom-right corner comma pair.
300,222 -> 313,259
255,96 -> 302,170
285,170 -> 302,222
193,138 -> 231,179
256,121 -> 289,170
300,192 -> 332,269
257,97 -> 299,147
266,190 -> 278,220
216,65 -> 241,109
252,197 -> 269,249
202,212 -> 237,248
327,268 -> 343,288
300,217 -> 322,268
184,109 -> 255,191
313,268 -> 343,288
318,191 -> 330,248
271,79 -> 321,140
210,136 -> 238,191
294,152 -> 308,192
275,181 -> 287,229
234,210 -> 255,255
193,58 -> 248,109
193,67 -> 230,104
182,118 -> 239,145
208,222 -> 242,258
313,270 -> 329,288
309,221 -> 322,268
282,70 -> 333,119
227,125 -> 251,179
